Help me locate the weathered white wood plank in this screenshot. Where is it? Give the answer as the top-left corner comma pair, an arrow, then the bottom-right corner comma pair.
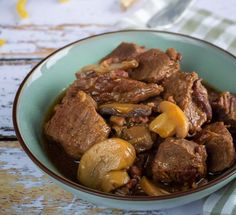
0,24 -> 109,59
0,0 -> 145,59
0,0 -> 144,25
0,59 -> 40,138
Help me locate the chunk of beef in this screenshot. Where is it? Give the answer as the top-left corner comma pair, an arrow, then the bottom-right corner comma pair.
195,122 -> 235,172
121,125 -> 154,153
76,68 -> 129,81
163,72 -> 212,133
152,138 -> 207,184
129,49 -> 180,83
72,70 -> 163,104
209,91 -> 236,134
192,79 -> 212,122
44,91 -> 110,159
99,103 -> 152,117
166,48 -> 182,61
100,42 -> 145,64
142,96 -> 163,113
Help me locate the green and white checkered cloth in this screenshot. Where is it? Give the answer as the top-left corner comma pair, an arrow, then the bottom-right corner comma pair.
115,1 -> 236,215
116,0 -> 236,55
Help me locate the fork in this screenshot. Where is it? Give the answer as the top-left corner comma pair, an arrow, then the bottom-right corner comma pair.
147,0 -> 194,28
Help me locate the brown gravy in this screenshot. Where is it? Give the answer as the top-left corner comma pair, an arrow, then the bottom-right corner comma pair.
42,84 -> 231,191
43,90 -> 78,182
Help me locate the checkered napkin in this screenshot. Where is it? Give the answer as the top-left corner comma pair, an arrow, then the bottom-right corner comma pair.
116,0 -> 236,54
114,1 -> 236,215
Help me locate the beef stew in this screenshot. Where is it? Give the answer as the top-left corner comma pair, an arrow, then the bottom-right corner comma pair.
44,42 -> 236,196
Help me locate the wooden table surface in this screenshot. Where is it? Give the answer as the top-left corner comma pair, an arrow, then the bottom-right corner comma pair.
1,0 -> 235,214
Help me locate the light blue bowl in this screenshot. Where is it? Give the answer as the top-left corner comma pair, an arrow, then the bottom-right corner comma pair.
13,30 -> 236,210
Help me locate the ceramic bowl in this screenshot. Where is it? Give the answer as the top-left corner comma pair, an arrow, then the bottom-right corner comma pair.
13,30 -> 236,210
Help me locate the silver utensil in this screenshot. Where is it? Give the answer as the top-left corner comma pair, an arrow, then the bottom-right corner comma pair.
147,0 -> 194,28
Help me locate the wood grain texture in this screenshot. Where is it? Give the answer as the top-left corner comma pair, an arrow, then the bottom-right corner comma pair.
0,59 -> 41,138
0,24 -> 109,59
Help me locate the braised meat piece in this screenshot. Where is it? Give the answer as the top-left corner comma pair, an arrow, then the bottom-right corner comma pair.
72,70 -> 163,104
166,48 -> 182,61
195,122 -> 235,172
192,79 -> 212,122
44,91 -> 110,159
121,125 -> 154,153
99,103 -> 152,117
100,42 -> 145,64
129,49 -> 180,83
142,96 -> 163,113
209,92 -> 236,134
163,72 -> 212,133
76,67 -> 129,80
152,138 -> 207,184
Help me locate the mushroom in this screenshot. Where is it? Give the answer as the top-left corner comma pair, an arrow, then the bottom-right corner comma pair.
100,170 -> 130,193
121,125 -> 154,153
77,138 -> 136,192
149,101 -> 189,138
79,59 -> 139,74
99,103 -> 152,117
140,176 -> 170,196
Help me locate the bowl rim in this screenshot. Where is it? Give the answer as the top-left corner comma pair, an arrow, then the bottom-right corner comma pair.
13,29 -> 236,201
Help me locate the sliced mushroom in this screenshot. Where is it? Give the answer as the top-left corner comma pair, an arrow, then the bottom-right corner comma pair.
99,103 -> 152,117
101,170 -> 130,193
77,138 -> 136,192
140,176 -> 170,196
79,59 -> 139,74
121,125 -> 154,153
149,101 -> 189,138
